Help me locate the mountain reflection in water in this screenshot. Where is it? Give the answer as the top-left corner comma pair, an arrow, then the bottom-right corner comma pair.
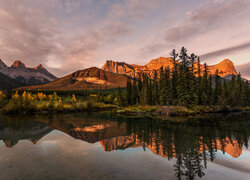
0,113 -> 249,180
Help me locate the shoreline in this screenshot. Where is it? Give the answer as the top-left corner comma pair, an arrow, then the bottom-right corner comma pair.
1,104 -> 249,116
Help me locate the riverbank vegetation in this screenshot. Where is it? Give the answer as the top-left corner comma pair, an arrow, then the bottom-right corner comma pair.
0,91 -> 117,114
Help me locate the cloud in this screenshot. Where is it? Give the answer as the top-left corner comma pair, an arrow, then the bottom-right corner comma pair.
236,63 -> 250,80
140,0 -> 250,61
0,0 -> 250,77
164,0 -> 250,43
107,0 -> 163,21
200,42 -> 250,61
0,0 -> 132,77
0,0 -> 58,66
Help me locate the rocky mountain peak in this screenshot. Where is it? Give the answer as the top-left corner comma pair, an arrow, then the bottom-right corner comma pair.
219,59 -> 234,66
145,57 -> 174,70
209,59 -> 237,77
35,64 -> 44,70
0,58 -> 56,87
0,59 -> 8,68
102,57 -> 238,78
11,60 -> 26,68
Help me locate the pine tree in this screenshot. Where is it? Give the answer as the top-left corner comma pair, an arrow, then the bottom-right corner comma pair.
189,53 -> 197,73
132,77 -> 138,105
236,73 -> 243,106
229,75 -> 236,107
164,67 -> 172,106
201,63 -> 209,105
245,81 -> 250,106
126,79 -> 132,105
177,47 -> 191,106
197,57 -> 202,105
141,74 -> 151,105
152,70 -> 159,105
219,80 -> 229,106
117,87 -> 123,106
189,53 -> 198,106
138,74 -> 143,104
214,70 -> 221,105
159,67 -> 167,105
208,74 -> 213,105
170,49 -> 179,105
149,78 -> 153,105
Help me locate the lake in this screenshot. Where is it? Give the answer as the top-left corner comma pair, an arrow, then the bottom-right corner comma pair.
0,112 -> 249,180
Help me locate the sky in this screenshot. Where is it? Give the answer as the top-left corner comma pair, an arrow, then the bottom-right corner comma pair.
0,0 -> 250,79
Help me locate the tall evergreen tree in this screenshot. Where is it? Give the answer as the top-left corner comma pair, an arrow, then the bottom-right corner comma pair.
197,57 -> 202,105
201,63 -> 209,105
159,67 -> 167,105
208,74 -> 213,105
245,81 -> 250,106
152,70 -> 159,105
149,78 -> 153,105
170,49 -> 179,105
229,75 -> 237,106
189,53 -> 198,106
117,87 -> 125,106
126,79 -> 132,105
214,70 -> 222,105
189,53 -> 197,73
236,73 -> 243,106
177,47 -> 191,106
164,67 -> 172,106
132,77 -> 139,105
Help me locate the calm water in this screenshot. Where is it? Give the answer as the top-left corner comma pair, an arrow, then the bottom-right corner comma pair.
0,112 -> 250,180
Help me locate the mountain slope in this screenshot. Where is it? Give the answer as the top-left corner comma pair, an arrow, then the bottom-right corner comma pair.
22,67 -> 132,90
0,59 -> 56,86
102,57 -> 238,78
0,72 -> 26,91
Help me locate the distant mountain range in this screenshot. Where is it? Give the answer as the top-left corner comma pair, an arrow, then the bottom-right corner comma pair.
0,59 -> 56,90
23,57 -> 239,90
0,57 -> 241,91
102,57 -> 238,78
0,72 -> 26,90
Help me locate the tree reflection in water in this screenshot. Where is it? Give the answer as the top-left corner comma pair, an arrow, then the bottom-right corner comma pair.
0,113 -> 249,179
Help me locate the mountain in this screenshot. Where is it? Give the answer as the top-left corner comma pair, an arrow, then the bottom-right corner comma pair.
0,59 -> 56,86
0,72 -> 27,91
205,59 -> 237,77
22,67 -> 132,90
102,57 -> 238,78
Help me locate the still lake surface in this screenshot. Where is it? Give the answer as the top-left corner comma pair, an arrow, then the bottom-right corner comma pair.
0,112 -> 249,180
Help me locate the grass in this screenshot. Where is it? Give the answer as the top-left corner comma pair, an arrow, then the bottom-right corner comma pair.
116,105 -> 158,114
0,91 -> 117,114
116,105 -> 250,116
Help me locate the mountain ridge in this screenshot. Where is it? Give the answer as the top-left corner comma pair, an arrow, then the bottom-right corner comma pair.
21,67 -> 132,90
102,57 -> 238,78
0,59 -> 57,86
21,58 -> 239,90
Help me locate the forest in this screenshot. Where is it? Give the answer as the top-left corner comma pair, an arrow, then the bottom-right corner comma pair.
123,47 -> 250,107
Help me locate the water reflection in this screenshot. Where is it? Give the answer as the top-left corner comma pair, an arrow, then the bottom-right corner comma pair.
0,113 -> 249,179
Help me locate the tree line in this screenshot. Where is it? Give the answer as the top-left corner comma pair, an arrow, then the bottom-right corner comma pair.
122,47 -> 250,107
